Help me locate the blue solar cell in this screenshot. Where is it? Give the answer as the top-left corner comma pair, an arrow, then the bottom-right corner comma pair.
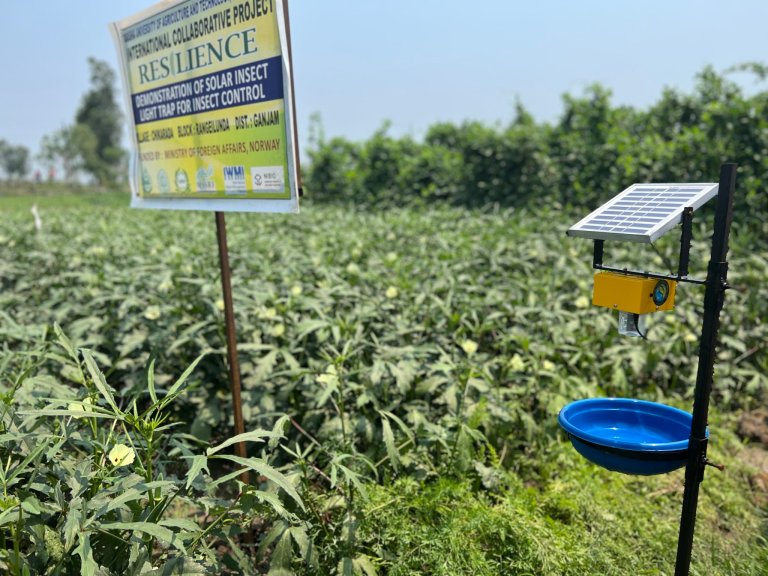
567,184 -> 719,243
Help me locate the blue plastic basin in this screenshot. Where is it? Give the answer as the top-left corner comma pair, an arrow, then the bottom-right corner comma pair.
558,398 -> 702,475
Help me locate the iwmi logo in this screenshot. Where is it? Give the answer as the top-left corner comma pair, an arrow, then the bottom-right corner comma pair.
223,165 -> 246,193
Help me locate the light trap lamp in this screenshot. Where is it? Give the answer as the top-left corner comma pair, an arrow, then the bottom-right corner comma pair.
592,271 -> 677,337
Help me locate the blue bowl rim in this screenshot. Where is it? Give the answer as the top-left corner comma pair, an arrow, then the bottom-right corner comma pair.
558,398 -> 700,454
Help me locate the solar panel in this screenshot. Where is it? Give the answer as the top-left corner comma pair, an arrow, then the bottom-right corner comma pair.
567,183 -> 719,243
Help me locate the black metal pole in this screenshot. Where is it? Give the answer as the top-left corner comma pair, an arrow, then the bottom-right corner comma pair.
673,163 -> 736,575
677,207 -> 694,279
593,239 -> 604,268
215,211 -> 249,484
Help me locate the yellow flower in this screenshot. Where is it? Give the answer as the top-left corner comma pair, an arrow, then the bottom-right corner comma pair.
215,299 -> 225,312
575,295 -> 590,309
346,263 -> 360,275
542,360 -> 556,372
385,252 -> 398,263
143,306 -> 161,320
461,339 -> 478,356
272,324 -> 286,337
291,285 -> 303,297
684,332 -> 698,343
508,354 -> 525,372
108,444 -> 136,468
262,307 -> 277,319
68,397 -> 94,419
385,286 -> 399,299
317,365 -> 339,387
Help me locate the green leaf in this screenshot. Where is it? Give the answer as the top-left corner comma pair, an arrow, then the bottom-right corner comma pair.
100,521 -> 186,554
158,518 -> 201,532
289,525 -> 312,563
17,408 -> 117,420
7,440 -> 48,485
161,354 -> 206,407
206,429 -> 282,456
102,482 -> 175,516
379,409 -> 414,442
0,503 -> 20,528
147,358 -> 158,404
184,455 -> 209,490
353,556 -> 378,576
330,461 -> 368,500
380,415 -> 399,471
75,533 -> 99,576
295,319 -> 329,340
82,349 -> 120,414
267,532 -> 293,574
211,455 -> 304,510
102,488 -> 143,516
21,495 -> 41,515
54,323 -> 79,363
64,498 -> 83,550
156,557 -> 210,576
269,414 -> 291,449
338,557 -> 354,576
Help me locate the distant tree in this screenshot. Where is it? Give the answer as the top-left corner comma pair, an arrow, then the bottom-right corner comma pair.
74,57 -> 125,185
38,125 -> 97,182
0,139 -> 30,180
38,58 -> 126,186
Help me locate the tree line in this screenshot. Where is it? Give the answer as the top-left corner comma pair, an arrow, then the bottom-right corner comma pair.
304,63 -> 767,224
0,58 -> 125,186
3,58 -> 765,221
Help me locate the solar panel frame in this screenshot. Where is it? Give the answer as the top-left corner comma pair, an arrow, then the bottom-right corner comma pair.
566,183 -> 719,243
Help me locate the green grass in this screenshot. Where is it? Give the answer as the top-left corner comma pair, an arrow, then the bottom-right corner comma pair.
361,427 -> 768,576
0,182 -> 129,210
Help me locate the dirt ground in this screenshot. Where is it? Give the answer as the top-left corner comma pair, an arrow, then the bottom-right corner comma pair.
738,409 -> 768,505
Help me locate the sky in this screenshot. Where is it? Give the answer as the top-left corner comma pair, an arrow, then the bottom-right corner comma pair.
1,1 -> 766,165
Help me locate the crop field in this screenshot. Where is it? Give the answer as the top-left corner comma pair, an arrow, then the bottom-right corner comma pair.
0,191 -> 767,574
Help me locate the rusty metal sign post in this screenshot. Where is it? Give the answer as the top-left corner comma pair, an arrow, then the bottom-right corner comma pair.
215,211 -> 249,482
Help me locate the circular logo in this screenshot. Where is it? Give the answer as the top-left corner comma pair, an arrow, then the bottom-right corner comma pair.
141,167 -> 152,193
175,169 -> 190,193
157,169 -> 171,194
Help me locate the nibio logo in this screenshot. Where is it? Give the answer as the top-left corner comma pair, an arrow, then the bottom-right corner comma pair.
196,166 -> 216,192
223,165 -> 246,193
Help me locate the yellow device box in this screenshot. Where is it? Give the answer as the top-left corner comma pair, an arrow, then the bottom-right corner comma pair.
593,272 -> 676,314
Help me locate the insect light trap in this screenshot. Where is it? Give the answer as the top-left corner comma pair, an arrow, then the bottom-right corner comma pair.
559,164 -> 737,576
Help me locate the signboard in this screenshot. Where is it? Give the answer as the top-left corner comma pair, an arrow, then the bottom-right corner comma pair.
111,0 -> 299,212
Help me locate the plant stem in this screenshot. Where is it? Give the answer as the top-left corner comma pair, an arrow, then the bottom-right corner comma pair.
188,491 -> 243,552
